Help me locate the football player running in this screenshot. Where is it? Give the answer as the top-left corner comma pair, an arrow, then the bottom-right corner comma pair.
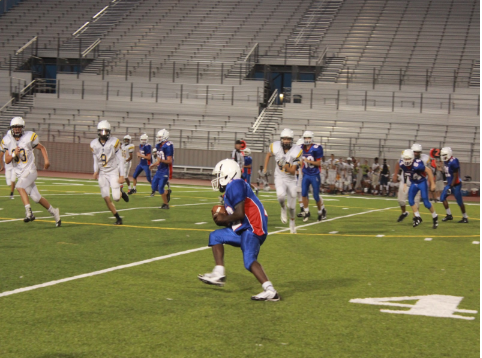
263,128 -> 302,233
0,128 -> 17,199
121,135 -> 135,192
149,129 -> 173,209
129,133 -> 152,195
198,159 -> 280,301
91,120 -> 128,225
439,147 -> 468,223
4,117 -> 60,226
300,131 -> 326,222
399,149 -> 438,229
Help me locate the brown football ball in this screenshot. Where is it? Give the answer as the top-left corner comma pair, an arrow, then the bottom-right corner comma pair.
212,205 -> 226,217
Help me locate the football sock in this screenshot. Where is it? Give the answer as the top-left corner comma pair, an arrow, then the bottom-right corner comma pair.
289,208 -> 295,219
463,213 -> 468,218
262,281 -> 275,292
47,205 -> 55,215
321,204 -> 325,210
213,265 -> 225,276
299,203 -> 304,208
10,192 -> 13,196
25,204 -> 31,216
133,186 -> 136,190
446,208 -> 452,215
432,212 -> 438,218
114,212 -> 121,220
304,207 -> 310,213
414,211 -> 421,217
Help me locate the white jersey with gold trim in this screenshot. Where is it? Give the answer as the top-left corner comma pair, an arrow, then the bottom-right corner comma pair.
6,131 -> 39,176
90,137 -> 123,175
121,143 -> 135,162
1,131 -> 16,169
269,141 -> 303,178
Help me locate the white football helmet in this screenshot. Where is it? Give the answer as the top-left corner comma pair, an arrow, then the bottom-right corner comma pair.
243,148 -> 251,156
411,143 -> 422,152
212,159 -> 241,192
302,130 -> 314,145
402,149 -> 414,166
10,116 -> 25,138
280,128 -> 294,150
440,147 -> 453,162
346,157 -> 352,163
124,134 -> 132,144
140,133 -> 148,145
156,129 -> 169,143
296,138 -> 304,146
97,120 -> 111,140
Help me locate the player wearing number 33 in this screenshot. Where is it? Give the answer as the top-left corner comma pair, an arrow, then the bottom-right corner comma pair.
4,117 -> 61,226
263,128 -> 302,234
90,120 -> 129,225
198,159 -> 280,301
399,149 -> 438,229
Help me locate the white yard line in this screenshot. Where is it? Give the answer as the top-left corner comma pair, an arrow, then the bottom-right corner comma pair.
0,202 -> 220,223
0,206 -> 395,298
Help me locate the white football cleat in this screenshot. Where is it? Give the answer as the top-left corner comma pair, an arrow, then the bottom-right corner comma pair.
53,207 -> 61,227
280,206 -> 287,224
198,272 -> 226,287
251,289 -> 281,301
289,219 -> 296,234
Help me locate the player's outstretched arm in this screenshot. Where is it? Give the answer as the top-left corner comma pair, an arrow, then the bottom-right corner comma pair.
214,201 -> 245,226
36,143 -> 50,169
263,152 -> 271,174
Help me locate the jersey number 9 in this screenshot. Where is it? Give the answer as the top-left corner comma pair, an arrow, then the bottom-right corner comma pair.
101,154 -> 107,166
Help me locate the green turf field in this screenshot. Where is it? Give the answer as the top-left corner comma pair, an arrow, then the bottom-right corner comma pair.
0,177 -> 479,358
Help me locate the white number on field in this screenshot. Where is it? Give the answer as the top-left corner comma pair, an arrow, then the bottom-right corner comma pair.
349,295 -> 477,320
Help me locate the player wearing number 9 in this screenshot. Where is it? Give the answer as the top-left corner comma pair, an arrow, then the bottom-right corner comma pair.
90,120 -> 128,225
4,117 -> 61,226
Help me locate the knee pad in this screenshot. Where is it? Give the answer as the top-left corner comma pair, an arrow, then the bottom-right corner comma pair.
112,188 -> 121,202
29,186 -> 42,203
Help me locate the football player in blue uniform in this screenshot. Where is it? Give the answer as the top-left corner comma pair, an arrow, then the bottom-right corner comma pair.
300,131 -> 326,222
440,147 -> 468,223
243,147 -> 259,195
149,129 -> 173,209
128,133 -> 152,195
198,159 -> 280,301
399,149 -> 438,228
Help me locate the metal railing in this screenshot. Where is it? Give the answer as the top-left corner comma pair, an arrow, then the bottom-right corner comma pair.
252,89 -> 278,133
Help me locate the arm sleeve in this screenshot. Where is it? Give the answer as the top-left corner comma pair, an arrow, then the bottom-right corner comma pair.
117,149 -> 126,177
31,133 -> 40,148
93,154 -> 98,173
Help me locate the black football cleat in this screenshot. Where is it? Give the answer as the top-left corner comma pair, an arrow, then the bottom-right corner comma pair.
167,189 -> 172,203
442,214 -> 453,222
458,217 -> 469,223
128,188 -> 136,195
321,208 -> 327,220
397,212 -> 409,222
432,215 -> 438,229
150,191 -> 155,197
114,217 -> 123,225
24,208 -> 35,223
302,211 -> 311,222
160,204 -> 169,209
412,216 -> 422,227
122,191 -> 129,202
297,207 -> 305,218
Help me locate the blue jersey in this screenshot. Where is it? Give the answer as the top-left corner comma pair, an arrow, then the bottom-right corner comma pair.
444,157 -> 462,186
139,144 -> 151,166
399,158 -> 427,184
302,144 -> 324,176
244,156 -> 252,175
224,179 -> 268,237
155,141 -> 174,175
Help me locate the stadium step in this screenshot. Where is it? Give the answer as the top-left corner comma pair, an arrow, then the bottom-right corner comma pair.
0,94 -> 34,133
